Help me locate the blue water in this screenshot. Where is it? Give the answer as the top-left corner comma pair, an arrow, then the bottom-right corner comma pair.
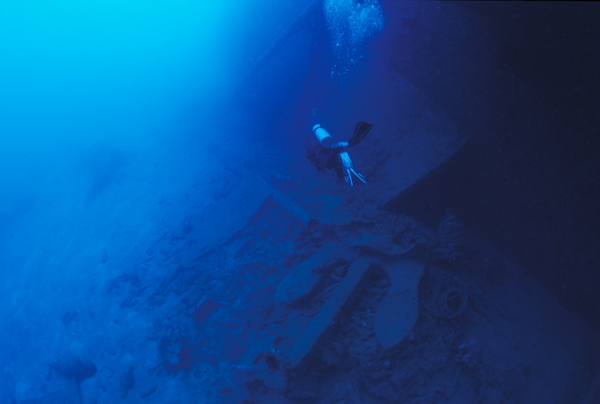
1,1 -> 599,403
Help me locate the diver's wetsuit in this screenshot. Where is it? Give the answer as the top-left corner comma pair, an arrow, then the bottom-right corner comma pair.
305,121 -> 372,181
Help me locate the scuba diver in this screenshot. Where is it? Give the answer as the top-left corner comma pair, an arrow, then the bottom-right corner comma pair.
306,121 -> 373,186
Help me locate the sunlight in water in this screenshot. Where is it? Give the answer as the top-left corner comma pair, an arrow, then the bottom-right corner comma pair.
0,0 -> 231,152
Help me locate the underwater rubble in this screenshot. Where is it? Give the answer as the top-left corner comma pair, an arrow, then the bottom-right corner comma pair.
18,139 -> 597,404
74,182 -> 595,404
53,170 -> 585,404
24,113 -> 596,404
136,194 -> 433,403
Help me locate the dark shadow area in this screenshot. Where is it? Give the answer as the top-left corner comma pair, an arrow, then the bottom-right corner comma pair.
384,1 -> 600,330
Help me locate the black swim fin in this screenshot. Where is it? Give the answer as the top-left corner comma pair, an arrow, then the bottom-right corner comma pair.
349,121 -> 373,147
